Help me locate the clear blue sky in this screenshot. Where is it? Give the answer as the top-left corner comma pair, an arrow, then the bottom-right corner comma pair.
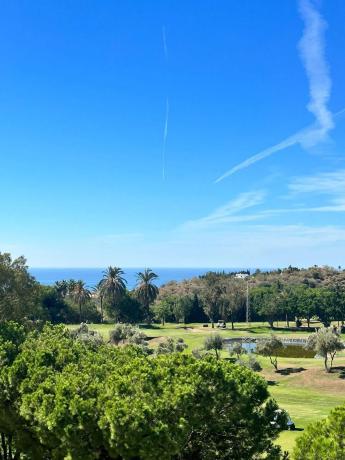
1,0 -> 345,268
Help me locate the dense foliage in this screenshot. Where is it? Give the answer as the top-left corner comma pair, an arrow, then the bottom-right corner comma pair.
293,405 -> 345,459
0,322 -> 287,459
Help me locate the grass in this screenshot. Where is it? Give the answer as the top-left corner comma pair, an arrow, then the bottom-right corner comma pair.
68,321 -> 345,454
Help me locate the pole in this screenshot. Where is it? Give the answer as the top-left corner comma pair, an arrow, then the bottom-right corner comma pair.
246,279 -> 250,326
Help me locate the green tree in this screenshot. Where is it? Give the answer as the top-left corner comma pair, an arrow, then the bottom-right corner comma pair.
306,328 -> 344,372
99,266 -> 127,322
54,280 -> 69,298
0,252 -> 40,322
70,280 -> 91,323
151,298 -> 172,325
204,333 -> 224,359
294,405 -> 345,459
135,269 -> 159,321
256,335 -> 283,371
172,295 -> 193,323
0,324 -> 287,459
92,281 -> 105,323
251,286 -> 281,328
229,341 -> 246,360
221,278 -> 245,329
200,282 -> 223,327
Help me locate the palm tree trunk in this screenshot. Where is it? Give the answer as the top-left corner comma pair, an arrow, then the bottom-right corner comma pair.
100,296 -> 103,323
79,301 -> 82,323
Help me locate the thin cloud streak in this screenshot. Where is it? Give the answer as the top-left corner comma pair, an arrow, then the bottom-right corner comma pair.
162,97 -> 169,180
215,0 -> 334,183
181,191 -> 266,229
162,26 -> 168,62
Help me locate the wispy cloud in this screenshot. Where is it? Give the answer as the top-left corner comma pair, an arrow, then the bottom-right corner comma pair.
289,169 -> 345,195
181,191 -> 266,229
215,0 -> 334,183
162,97 -> 169,180
298,0 -> 333,145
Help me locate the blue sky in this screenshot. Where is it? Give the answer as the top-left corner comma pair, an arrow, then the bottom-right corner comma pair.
1,0 -> 345,268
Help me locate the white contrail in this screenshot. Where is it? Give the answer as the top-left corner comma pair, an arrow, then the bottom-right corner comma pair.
215,0 -> 334,183
161,25 -> 169,180
298,0 -> 333,143
162,26 -> 168,62
162,98 -> 169,180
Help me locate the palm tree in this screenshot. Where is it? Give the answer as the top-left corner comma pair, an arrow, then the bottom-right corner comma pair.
136,269 -> 159,321
67,279 -> 77,296
100,267 -> 127,322
54,280 -> 68,298
93,281 -> 105,323
71,280 -> 91,323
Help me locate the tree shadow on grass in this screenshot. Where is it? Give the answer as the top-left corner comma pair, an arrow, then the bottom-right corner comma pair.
329,366 -> 345,379
276,367 -> 306,376
266,380 -> 279,386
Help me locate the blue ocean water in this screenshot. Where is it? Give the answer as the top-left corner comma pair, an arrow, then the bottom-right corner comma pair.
29,267 -> 257,290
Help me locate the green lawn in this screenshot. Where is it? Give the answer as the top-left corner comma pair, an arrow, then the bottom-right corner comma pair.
68,322 -> 345,454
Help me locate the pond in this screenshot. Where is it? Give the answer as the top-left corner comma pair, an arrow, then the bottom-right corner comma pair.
225,338 -> 316,358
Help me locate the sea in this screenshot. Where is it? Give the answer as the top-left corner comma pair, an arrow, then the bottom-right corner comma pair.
29,267 -> 260,290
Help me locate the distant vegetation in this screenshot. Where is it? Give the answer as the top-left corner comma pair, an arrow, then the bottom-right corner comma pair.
3,253 -> 343,330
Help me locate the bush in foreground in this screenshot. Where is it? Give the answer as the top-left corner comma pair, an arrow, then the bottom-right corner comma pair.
0,323 -> 286,459
294,405 -> 345,459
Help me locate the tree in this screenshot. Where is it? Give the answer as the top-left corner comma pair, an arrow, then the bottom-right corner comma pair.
40,285 -> 72,323
294,405 -> 345,459
1,325 -> 286,459
229,341 -> 246,360
0,252 -> 41,322
200,282 -> 223,327
135,269 -> 159,321
54,280 -> 69,298
151,299 -> 172,325
70,280 -> 91,323
250,286 -> 281,328
306,328 -> 344,372
256,335 -> 283,371
172,295 -> 193,323
93,281 -> 105,323
204,333 -> 224,359
99,266 -> 127,322
221,278 -> 245,329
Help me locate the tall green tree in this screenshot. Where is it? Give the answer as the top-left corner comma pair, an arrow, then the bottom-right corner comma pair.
71,280 -> 91,323
0,252 -> 40,322
135,269 -> 159,321
54,280 -> 69,298
221,278 -> 245,329
92,281 -> 105,323
99,266 -> 127,322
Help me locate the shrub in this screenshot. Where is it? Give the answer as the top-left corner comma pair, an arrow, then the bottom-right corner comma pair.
204,333 -> 223,359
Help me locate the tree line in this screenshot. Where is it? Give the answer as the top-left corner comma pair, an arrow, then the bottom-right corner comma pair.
2,252 -> 345,328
